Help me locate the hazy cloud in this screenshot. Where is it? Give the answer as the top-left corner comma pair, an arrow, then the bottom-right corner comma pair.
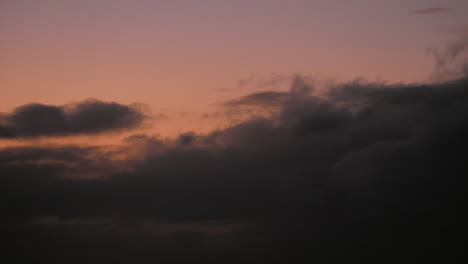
428,34 -> 468,81
441,25 -> 468,35
411,7 -> 453,15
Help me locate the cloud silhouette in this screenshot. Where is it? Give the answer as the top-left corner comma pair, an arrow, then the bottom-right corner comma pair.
0,99 -> 147,138
2,73 -> 468,262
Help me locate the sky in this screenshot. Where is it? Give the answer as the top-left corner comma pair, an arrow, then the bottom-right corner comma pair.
1,1 -> 468,263
2,0 -> 468,135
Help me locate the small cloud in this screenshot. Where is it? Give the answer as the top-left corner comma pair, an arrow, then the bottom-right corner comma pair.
411,7 -> 453,15
0,99 -> 149,139
224,91 -> 290,108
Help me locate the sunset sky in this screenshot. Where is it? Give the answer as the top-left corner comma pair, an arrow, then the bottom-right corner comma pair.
2,1 -> 468,263
2,0 -> 468,136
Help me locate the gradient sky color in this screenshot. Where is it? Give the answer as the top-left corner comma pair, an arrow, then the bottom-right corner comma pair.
2,2 -> 468,262
2,0 -> 468,135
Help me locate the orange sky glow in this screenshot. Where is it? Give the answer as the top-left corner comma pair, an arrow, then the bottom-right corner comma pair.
2,0 -> 467,139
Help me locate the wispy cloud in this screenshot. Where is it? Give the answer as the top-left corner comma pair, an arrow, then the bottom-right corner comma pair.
440,25 -> 468,35
411,7 -> 453,15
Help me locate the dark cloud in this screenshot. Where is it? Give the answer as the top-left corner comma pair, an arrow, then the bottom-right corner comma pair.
225,76 -> 313,109
216,76 -> 315,124
0,99 -> 148,138
411,7 -> 453,15
224,91 -> 290,108
2,73 -> 468,262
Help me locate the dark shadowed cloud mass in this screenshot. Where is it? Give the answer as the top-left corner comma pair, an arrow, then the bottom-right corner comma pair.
0,99 -> 147,138
411,7 -> 453,15
2,73 -> 468,262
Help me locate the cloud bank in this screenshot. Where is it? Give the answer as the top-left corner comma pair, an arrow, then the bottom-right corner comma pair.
2,72 -> 468,262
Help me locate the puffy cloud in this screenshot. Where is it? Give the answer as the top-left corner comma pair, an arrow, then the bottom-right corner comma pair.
0,99 -> 148,138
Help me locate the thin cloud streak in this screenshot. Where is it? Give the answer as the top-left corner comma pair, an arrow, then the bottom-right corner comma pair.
411,7 -> 453,15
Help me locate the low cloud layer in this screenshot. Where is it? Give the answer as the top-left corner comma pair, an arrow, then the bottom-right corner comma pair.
0,99 -> 147,138
2,73 -> 468,262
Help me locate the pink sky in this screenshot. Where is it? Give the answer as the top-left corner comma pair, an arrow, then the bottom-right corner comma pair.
1,0 -> 467,136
